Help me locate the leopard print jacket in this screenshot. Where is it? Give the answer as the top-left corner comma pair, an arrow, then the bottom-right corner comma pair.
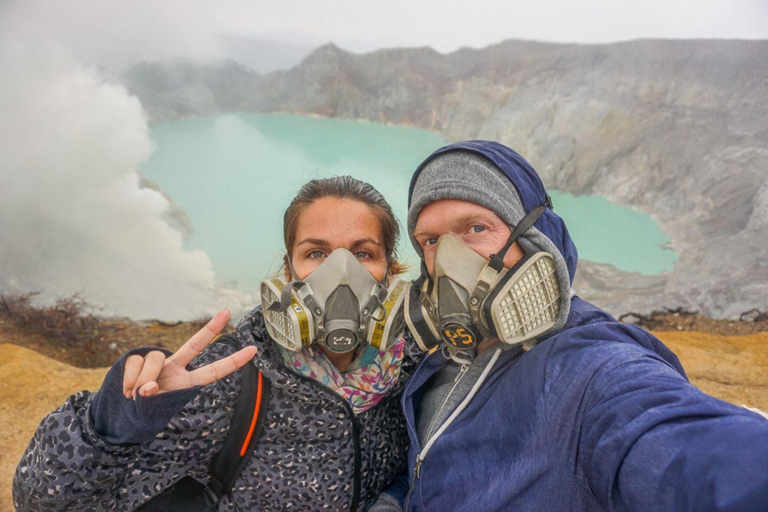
13,307 -> 422,511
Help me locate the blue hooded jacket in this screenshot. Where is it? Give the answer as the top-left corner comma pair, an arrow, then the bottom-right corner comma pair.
400,141 -> 768,511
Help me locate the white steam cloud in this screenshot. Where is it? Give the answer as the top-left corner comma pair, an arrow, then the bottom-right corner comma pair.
0,3 -> 251,320
7,1 -> 222,71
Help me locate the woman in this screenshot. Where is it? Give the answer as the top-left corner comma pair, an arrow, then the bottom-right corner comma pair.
13,176 -> 420,511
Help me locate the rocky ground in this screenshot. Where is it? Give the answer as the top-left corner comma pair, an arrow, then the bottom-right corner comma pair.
2,310 -> 767,510
0,345 -> 107,510
0,313 -> 206,368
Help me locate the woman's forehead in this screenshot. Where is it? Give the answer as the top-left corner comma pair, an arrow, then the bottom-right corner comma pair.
294,197 -> 383,246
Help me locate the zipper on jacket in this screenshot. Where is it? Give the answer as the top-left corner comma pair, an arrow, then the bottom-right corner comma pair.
413,457 -> 423,478
404,463 -> 418,510
423,363 -> 470,443
405,360 -> 470,510
404,349 -> 502,511
282,366 -> 362,511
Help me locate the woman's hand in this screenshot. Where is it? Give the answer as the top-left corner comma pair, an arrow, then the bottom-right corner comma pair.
122,309 -> 257,399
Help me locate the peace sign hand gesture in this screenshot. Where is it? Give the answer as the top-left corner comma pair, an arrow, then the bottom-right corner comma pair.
122,309 -> 257,399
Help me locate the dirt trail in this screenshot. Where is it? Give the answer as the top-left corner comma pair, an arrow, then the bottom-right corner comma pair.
2,330 -> 767,511
657,331 -> 768,411
0,344 -> 107,511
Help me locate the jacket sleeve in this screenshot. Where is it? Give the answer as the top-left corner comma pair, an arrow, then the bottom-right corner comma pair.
569,340 -> 768,512
12,341 -> 241,512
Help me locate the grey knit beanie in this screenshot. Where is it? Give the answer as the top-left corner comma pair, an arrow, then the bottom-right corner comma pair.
407,150 -> 572,335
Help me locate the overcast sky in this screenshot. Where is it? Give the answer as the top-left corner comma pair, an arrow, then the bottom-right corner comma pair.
4,0 -> 768,69
213,0 -> 768,52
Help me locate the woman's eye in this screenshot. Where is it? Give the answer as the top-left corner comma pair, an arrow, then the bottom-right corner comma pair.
308,250 -> 325,259
422,237 -> 438,247
469,225 -> 486,234
354,251 -> 371,260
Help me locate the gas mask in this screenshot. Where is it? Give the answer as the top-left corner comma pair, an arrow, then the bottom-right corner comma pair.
404,205 -> 561,356
260,248 -> 408,354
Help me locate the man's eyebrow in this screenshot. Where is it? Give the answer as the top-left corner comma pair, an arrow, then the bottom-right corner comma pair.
296,238 -> 330,248
412,228 -> 433,239
413,213 -> 492,238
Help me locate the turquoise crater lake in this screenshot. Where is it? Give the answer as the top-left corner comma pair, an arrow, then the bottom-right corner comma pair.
141,113 -> 678,293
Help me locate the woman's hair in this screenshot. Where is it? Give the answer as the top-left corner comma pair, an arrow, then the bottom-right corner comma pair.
283,175 -> 406,276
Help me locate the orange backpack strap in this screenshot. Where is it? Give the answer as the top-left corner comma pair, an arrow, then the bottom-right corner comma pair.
206,334 -> 271,502
136,334 -> 271,511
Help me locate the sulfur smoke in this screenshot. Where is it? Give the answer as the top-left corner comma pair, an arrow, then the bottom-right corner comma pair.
0,2 -> 252,320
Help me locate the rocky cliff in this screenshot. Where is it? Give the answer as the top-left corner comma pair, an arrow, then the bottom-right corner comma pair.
122,39 -> 768,318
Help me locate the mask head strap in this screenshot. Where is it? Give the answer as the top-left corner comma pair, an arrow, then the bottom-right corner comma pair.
273,257 -> 325,318
268,280 -> 305,312
268,280 -> 324,318
488,203 -> 547,272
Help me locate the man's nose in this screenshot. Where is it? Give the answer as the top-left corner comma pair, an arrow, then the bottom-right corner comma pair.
425,256 -> 436,278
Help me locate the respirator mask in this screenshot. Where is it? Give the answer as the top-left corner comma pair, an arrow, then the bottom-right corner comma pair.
261,248 -> 407,353
404,204 -> 561,356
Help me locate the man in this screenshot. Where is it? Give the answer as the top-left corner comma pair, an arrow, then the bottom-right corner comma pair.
398,141 -> 768,511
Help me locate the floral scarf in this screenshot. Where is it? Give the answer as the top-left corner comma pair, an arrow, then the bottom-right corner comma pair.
280,337 -> 406,415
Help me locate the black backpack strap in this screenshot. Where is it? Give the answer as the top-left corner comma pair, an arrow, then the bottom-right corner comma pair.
204,334 -> 271,504
134,334 -> 270,512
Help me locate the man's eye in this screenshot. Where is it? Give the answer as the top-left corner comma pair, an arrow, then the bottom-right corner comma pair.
354,251 -> 371,260
422,238 -> 438,247
308,250 -> 325,259
469,225 -> 486,234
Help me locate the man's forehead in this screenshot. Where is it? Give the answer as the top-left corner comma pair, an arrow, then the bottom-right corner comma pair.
414,199 -> 504,231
